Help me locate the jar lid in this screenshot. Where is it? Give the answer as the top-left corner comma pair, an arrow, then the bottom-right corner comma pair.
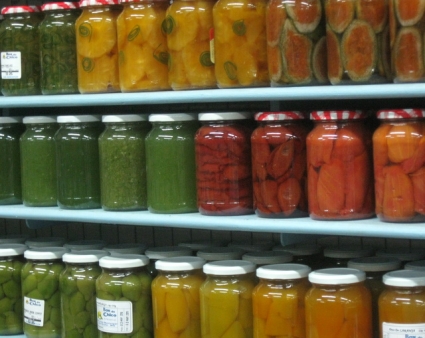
405,260 -> 425,271
273,243 -> 322,256
63,250 -> 109,263
309,268 -> 366,284
99,254 -> 149,268
0,117 -> 21,124
377,109 -> 425,120
57,115 -> 100,123
383,270 -> 425,287
203,260 -> 255,275
23,116 -> 57,124
145,246 -> 192,260
104,243 -> 146,255
156,256 -> 205,271
25,237 -> 66,248
102,114 -> 148,123
41,2 -> 79,11
0,244 -> 27,256
256,263 -> 311,279
24,247 -> 68,260
255,112 -> 305,121
198,112 -> 251,121
0,235 -> 28,244
310,111 -> 366,120
149,113 -> 196,122
178,240 -> 226,251
376,248 -> 425,262
347,257 -> 401,272
196,247 -> 244,261
323,246 -> 374,259
1,6 -> 40,14
228,241 -> 274,252
64,240 -> 106,251
79,0 -> 119,7
242,251 -> 293,265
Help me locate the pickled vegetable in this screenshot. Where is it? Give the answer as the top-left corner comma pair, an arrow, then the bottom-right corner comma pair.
117,1 -> 170,92
286,0 -> 322,33
356,0 -> 387,32
394,0 -> 425,26
326,0 -> 355,33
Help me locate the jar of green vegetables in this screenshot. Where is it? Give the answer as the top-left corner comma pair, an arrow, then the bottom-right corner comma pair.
0,243 -> 27,335
60,250 -> 108,338
99,114 -> 150,211
96,255 -> 153,338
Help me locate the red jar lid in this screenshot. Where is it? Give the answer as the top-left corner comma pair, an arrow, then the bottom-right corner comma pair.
41,2 -> 80,10
1,6 -> 40,14
79,0 -> 119,6
377,108 -> 425,119
310,110 -> 366,120
255,111 -> 305,121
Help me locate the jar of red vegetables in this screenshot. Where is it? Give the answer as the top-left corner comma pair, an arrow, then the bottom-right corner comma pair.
195,112 -> 253,215
307,110 -> 374,220
251,111 -> 309,218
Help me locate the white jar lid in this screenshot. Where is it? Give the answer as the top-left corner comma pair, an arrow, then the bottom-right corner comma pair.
145,246 -> 192,260
23,116 -> 57,124
383,270 -> 425,287
178,240 -> 226,251
376,248 -> 425,262
203,260 -> 255,275
243,251 -> 293,265
198,112 -> 252,121
63,250 -> 109,263
257,263 -> 311,279
273,243 -> 322,256
0,117 -> 21,124
228,241 -> 274,252
99,255 -> 149,268
64,240 -> 106,251
24,247 -> 68,260
324,246 -> 374,259
405,260 -> 425,271
0,235 -> 28,244
0,244 -> 27,256
197,247 -> 244,261
149,113 -> 196,122
102,114 -> 148,123
156,256 -> 205,271
25,237 -> 66,248
57,115 -> 100,123
104,243 -> 146,255
309,268 -> 366,285
348,257 -> 401,272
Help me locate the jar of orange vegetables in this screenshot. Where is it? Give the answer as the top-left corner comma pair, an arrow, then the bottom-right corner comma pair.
307,110 -> 374,220
76,0 -> 121,93
152,256 -> 205,338
117,0 -> 170,92
253,263 -> 311,338
373,109 -> 425,222
305,268 -> 373,338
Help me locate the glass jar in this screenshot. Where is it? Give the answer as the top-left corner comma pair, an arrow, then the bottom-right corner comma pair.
152,257 -> 206,338
376,248 -> 425,265
307,110 -> 375,220
348,256 -> 401,338
117,0 -> 170,92
25,237 -> 66,249
379,270 -> 425,337
213,0 -> 268,88
165,0 -> 216,90
200,260 -> 256,338
39,2 -> 80,95
104,243 -> 147,256
75,0 -> 121,93
60,250 -> 108,338
325,0 -> 390,84
96,255 -> 153,338
305,268 -> 373,338
22,247 -> 67,338
0,6 -> 42,96
63,240 -> 106,251
178,240 -> 227,252
253,264 -> 311,338
20,116 -> 58,207
99,114 -> 150,211
405,260 -> 425,271
242,251 -> 293,266
373,109 -> 425,222
251,111 -> 309,218
322,245 -> 374,268
266,0 -> 328,86
273,243 -> 323,270
55,115 -> 103,209
145,246 -> 193,277
195,112 -> 253,215
0,243 -> 27,335
145,113 -> 198,213
196,247 -> 244,262
0,117 -> 22,205
228,241 -> 274,253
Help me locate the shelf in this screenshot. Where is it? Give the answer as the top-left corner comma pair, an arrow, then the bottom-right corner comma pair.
0,83 -> 425,108
0,205 -> 424,239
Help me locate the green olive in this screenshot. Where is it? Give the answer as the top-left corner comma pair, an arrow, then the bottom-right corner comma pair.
77,278 -> 96,301
21,263 -> 33,279
48,290 -> 61,307
70,292 -> 85,316
27,289 -> 44,300
97,274 -> 123,300
66,328 -> 83,338
34,265 -> 49,282
49,307 -> 61,328
122,275 -> 142,302
4,311 -> 21,330
12,260 -> 24,283
43,319 -> 59,331
83,324 -> 98,338
37,275 -> 59,299
74,311 -> 90,329
85,295 -> 96,314
44,303 -> 52,322
95,290 -> 115,301
22,274 -> 38,294
0,261 -> 14,284
60,276 -> 78,296
13,299 -> 22,314
0,285 -> 5,299
3,279 -> 20,298
138,273 -> 152,293
131,327 -> 151,338
0,298 -> 12,314
50,262 -> 64,276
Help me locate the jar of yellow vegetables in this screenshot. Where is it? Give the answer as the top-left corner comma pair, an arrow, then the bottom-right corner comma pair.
117,0 -> 170,92
200,260 -> 256,338
76,0 -> 121,93
152,256 -> 205,338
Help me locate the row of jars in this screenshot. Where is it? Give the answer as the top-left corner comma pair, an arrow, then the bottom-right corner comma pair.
1,109 -> 425,222
2,243 -> 425,338
0,0 -> 422,96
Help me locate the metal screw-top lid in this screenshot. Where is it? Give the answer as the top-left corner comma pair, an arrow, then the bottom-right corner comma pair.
63,250 -> 109,263
196,247 -> 244,261
376,248 -> 425,262
383,270 -> 425,287
145,246 -> 192,260
348,257 -> 401,272
242,251 -> 293,265
203,260 -> 255,275
23,116 -> 57,124
25,237 -> 66,248
405,260 -> 425,271
324,246 -> 374,259
64,240 -> 106,251
24,247 -> 68,260
156,256 -> 206,271
0,244 -> 27,256
256,263 -> 311,280
309,268 -> 366,285
228,241 -> 274,253
274,243 -> 322,256
99,255 -> 149,268
104,243 -> 146,255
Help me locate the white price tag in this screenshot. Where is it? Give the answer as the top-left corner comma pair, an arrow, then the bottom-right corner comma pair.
1,52 -> 21,79
23,297 -> 44,327
383,322 -> 425,338
96,298 -> 133,334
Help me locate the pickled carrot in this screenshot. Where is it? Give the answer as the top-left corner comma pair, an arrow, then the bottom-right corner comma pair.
317,160 -> 345,213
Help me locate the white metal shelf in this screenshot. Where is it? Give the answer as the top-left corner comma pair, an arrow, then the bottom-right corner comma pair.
0,83 -> 424,108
